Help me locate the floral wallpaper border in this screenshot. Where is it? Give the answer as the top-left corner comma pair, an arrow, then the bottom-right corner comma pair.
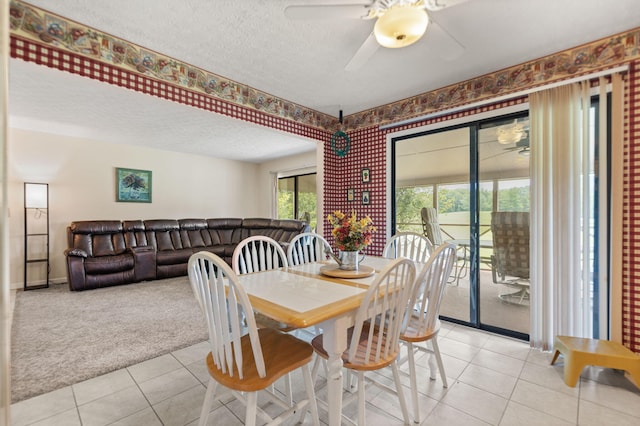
344,29 -> 640,130
8,0 -> 338,132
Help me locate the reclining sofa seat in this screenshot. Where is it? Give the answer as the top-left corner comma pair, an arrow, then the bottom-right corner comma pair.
241,218 -> 306,245
65,218 -> 307,291
65,221 -> 137,291
206,218 -> 244,264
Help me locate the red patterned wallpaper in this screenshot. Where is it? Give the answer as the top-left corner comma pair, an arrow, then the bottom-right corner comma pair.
625,60 -> 639,352
323,126 -> 388,256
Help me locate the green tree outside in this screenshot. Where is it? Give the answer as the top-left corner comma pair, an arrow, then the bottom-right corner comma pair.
395,180 -> 530,233
278,188 -> 317,230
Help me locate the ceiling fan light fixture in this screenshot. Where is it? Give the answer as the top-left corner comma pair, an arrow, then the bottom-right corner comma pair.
497,123 -> 526,145
374,4 -> 429,48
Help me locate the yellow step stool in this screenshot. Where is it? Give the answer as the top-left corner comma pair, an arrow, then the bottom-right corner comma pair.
551,335 -> 640,388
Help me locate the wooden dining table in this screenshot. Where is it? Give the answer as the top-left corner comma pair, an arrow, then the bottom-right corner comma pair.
236,256 -> 397,426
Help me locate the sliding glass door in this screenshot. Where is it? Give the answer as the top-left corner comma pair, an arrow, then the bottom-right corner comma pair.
393,114 -> 531,338
393,103 -> 609,340
394,126 -> 472,325
477,116 -> 530,336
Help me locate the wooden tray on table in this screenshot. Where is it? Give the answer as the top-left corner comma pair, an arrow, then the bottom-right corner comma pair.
319,264 -> 375,279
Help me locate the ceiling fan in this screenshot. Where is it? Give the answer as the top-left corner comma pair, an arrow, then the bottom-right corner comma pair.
284,0 -> 468,71
480,119 -> 531,160
481,139 -> 530,161
504,138 -> 530,156
497,120 -> 529,155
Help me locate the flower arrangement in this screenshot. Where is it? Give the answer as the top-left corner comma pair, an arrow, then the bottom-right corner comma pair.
327,210 -> 376,252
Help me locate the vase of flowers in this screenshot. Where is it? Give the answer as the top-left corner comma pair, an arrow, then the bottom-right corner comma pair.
327,210 -> 376,271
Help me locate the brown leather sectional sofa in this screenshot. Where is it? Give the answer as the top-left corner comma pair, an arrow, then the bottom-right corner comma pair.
65,218 -> 308,291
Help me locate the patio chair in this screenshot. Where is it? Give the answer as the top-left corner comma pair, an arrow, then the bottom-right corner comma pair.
383,231 -> 433,263
187,251 -> 319,426
310,257 -> 417,425
421,207 -> 467,284
399,243 -> 457,423
490,211 -> 530,304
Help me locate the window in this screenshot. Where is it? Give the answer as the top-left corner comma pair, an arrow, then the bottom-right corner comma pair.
277,173 -> 317,230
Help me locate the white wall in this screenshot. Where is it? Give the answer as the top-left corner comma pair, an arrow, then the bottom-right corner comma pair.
8,129 -> 261,288
256,149 -> 317,217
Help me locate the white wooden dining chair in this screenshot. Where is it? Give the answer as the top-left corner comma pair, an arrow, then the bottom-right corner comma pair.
287,232 -> 333,265
383,231 -> 433,263
287,232 -> 332,338
232,235 -> 293,330
232,235 -> 288,274
311,257 -> 417,426
187,251 -> 319,426
399,242 -> 456,423
232,235 -> 297,402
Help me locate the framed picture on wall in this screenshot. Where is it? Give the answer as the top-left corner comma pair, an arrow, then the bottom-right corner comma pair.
116,167 -> 152,203
347,188 -> 355,202
361,168 -> 370,183
362,190 -> 370,205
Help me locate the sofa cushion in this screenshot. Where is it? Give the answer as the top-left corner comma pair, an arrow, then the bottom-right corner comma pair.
156,248 -> 193,266
85,270 -> 136,289
123,220 -> 148,247
84,253 -> 134,274
69,221 -> 126,257
274,219 -> 309,241
198,245 -> 226,257
179,219 -> 211,248
144,220 -> 182,251
207,218 -> 243,245
156,263 -> 187,279
241,218 -> 277,240
70,220 -> 123,234
241,218 -> 307,242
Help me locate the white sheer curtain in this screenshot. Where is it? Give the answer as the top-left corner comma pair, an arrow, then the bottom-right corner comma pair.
529,81 -> 594,350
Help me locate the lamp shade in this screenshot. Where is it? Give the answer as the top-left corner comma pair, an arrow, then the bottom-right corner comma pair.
25,183 -> 48,208
374,5 -> 429,48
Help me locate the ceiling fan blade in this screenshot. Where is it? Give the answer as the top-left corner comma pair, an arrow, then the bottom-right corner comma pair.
284,4 -> 370,20
345,32 -> 379,72
424,20 -> 464,61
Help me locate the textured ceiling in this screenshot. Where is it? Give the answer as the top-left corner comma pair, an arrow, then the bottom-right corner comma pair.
8,0 -> 640,162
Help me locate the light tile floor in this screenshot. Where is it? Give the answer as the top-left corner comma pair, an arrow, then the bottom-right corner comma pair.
10,322 -> 640,425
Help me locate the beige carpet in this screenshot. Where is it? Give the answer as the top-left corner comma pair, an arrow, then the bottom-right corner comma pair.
10,277 -> 208,403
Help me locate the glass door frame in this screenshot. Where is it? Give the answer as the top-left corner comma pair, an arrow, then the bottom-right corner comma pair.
390,110 -> 530,341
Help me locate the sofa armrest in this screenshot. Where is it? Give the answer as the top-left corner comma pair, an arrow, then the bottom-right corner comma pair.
65,251 -> 87,291
130,246 -> 157,281
65,248 -> 88,258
